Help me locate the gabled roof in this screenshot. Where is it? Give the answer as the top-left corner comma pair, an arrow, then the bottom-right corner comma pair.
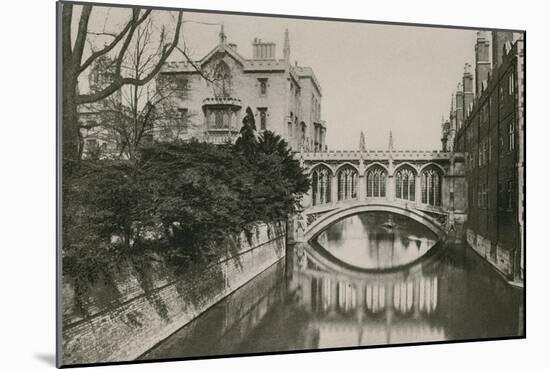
161,42 -> 289,74
199,43 -> 246,68
160,33 -> 321,93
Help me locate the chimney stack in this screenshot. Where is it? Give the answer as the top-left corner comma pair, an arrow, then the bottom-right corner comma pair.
492,31 -> 514,69
252,38 -> 276,60
462,63 -> 474,118
475,31 -> 491,96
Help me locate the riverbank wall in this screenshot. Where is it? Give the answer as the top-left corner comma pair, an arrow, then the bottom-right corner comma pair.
465,227 -> 522,285
61,221 -> 286,366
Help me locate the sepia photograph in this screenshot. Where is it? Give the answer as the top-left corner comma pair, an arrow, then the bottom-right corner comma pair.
56,1 -> 525,367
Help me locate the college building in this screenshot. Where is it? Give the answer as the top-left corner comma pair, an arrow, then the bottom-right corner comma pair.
441,30 -> 525,281
78,26 -> 328,158
158,26 -> 328,151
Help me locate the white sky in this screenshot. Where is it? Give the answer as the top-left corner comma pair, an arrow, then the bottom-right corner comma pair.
82,5 -> 480,150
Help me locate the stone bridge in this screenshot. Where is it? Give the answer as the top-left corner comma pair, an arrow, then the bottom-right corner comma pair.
292,149 -> 466,242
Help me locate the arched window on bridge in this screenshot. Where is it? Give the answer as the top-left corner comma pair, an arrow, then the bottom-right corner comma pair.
395,167 -> 416,201
421,167 -> 442,206
337,165 -> 358,201
311,166 -> 332,206
366,166 -> 387,198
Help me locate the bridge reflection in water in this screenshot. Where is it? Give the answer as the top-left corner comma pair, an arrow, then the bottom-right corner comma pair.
141,212 -> 523,360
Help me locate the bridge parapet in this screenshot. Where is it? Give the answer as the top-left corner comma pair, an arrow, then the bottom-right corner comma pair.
295,150 -> 464,162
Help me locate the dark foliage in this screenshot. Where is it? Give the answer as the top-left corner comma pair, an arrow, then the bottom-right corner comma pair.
62,117 -> 309,281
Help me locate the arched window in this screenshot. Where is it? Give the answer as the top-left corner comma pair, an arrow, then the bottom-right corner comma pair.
421,167 -> 442,206
213,61 -> 231,97
395,166 -> 416,201
311,166 -> 332,206
337,165 -> 358,201
366,166 -> 387,198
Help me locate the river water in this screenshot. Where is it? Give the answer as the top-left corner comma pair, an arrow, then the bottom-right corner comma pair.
141,211 -> 524,361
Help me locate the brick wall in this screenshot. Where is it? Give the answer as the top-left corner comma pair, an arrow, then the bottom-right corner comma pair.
61,222 -> 286,366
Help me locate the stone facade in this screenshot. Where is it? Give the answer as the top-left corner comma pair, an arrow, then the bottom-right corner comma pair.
158,27 -> 327,151
61,222 -> 286,366
443,31 -> 525,281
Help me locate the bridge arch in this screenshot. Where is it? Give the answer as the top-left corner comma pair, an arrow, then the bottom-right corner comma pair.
303,202 -> 446,242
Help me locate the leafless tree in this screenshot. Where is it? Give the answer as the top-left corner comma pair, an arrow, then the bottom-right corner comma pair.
61,3 -> 184,161
80,19 -> 200,160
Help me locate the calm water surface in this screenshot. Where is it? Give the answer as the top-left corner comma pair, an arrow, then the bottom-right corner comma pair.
141,212 -> 524,361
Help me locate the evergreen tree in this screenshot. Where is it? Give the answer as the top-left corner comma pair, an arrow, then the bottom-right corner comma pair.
234,107 -> 258,159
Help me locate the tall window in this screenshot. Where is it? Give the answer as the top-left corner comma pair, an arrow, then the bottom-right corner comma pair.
508,120 -> 515,152
258,78 -> 268,96
206,108 -> 231,129
508,72 -> 515,95
258,108 -> 267,130
311,166 -> 332,206
337,166 -> 358,201
213,61 -> 231,97
477,182 -> 488,209
300,122 -> 306,146
421,167 -> 441,206
288,122 -> 293,138
366,166 -> 387,198
395,167 -> 416,201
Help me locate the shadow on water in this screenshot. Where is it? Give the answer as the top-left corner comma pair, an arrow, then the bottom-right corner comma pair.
141,211 -> 524,360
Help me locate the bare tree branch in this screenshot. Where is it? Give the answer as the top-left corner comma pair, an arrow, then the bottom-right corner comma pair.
77,10 -> 182,105
79,9 -> 151,73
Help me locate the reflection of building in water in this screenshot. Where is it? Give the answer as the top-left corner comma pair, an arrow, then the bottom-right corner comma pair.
291,243 -> 443,346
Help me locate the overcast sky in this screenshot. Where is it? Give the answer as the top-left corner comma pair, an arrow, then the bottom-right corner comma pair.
84,6 -> 480,150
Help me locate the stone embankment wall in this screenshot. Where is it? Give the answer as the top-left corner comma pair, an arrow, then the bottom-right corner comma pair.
465,228 -> 514,279
61,222 -> 286,366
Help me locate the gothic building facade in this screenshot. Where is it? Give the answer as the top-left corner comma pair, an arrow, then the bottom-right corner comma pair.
441,31 -> 525,281
158,27 -> 328,151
